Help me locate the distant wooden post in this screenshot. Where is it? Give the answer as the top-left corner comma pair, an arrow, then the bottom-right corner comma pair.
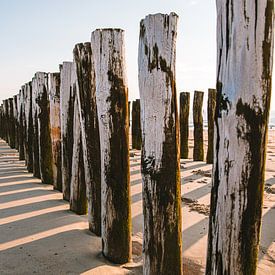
91,28 -> 131,263
180,92 -> 190,159
32,77 -> 41,178
206,1 -> 274,274
8,98 -> 15,148
138,13 -> 182,275
206,89 -> 216,164
24,82 -> 33,172
0,105 -> 3,139
49,73 -> 62,191
132,99 -> 141,150
12,95 -> 19,150
18,90 -> 26,161
193,91 -> 204,161
74,42 -> 101,235
36,72 -> 53,184
3,100 -> 9,142
60,62 -> 75,201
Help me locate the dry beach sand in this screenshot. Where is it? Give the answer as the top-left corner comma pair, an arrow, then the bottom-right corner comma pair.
0,129 -> 274,274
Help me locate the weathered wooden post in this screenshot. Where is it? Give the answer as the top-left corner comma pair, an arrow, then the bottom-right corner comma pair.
8,98 -> 15,148
36,72 -> 53,184
180,92 -> 190,159
0,104 -> 3,138
206,88 -> 216,164
73,42 -> 101,234
3,100 -> 9,142
131,99 -> 142,150
70,80 -> 87,215
138,13 -> 182,275
24,82 -> 33,172
91,28 -> 131,263
193,90 -> 204,161
32,77 -> 41,178
18,90 -> 26,161
206,1 -> 274,274
60,62 -> 75,201
13,95 -> 19,150
48,73 -> 62,191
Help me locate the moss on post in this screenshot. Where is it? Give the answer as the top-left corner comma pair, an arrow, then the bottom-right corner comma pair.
180,92 -> 190,159
138,13 -> 182,275
131,99 -> 142,150
91,28 -> 131,264
73,42 -> 101,235
206,89 -> 216,164
193,91 -> 204,161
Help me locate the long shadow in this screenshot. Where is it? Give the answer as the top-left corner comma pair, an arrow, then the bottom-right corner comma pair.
131,178 -> 142,187
131,169 -> 141,176
0,189 -> 55,204
0,209 -> 81,244
0,229 -> 141,275
0,199 -> 66,219
183,184 -> 211,201
182,217 -> 209,251
0,176 -> 35,185
265,177 -> 275,186
0,181 -> 43,194
182,162 -> 211,172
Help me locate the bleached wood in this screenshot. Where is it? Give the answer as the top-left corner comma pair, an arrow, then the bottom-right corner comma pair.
49,73 -> 62,191
32,76 -> 41,178
60,62 -> 75,201
138,13 -> 182,275
24,82 -> 33,172
18,89 -> 26,161
206,1 -> 274,274
35,72 -> 53,184
70,80 -> 87,215
74,42 -> 101,235
91,28 -> 131,263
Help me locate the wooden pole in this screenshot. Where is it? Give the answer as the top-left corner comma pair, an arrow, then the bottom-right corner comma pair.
32,77 -> 41,178
91,28 -> 131,263
206,88 -> 216,164
49,73 -> 62,191
36,72 -> 53,184
138,13 -> 182,275
206,1 -> 274,274
73,42 -> 101,235
12,95 -> 19,150
131,99 -> 142,150
24,82 -> 33,172
193,91 -> 204,161
60,62 -> 75,201
8,98 -> 15,148
70,79 -> 87,215
18,90 -> 26,161
180,92 -> 190,159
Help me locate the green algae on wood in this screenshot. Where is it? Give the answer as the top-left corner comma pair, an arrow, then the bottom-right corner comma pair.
206,89 -> 216,164
73,42 -> 101,235
180,92 -> 190,159
138,13 -> 182,275
91,28 -> 131,264
206,1 -> 274,274
193,91 -> 204,161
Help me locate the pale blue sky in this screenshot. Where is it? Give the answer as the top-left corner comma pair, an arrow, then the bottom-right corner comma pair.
0,0 -> 274,111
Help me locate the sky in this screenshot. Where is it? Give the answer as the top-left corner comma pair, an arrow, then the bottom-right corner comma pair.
0,0 -> 274,112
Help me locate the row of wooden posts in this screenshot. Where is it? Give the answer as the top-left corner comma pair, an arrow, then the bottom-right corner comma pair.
0,7 -> 274,275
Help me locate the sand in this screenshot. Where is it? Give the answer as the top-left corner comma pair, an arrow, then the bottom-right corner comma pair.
0,129 -> 274,274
